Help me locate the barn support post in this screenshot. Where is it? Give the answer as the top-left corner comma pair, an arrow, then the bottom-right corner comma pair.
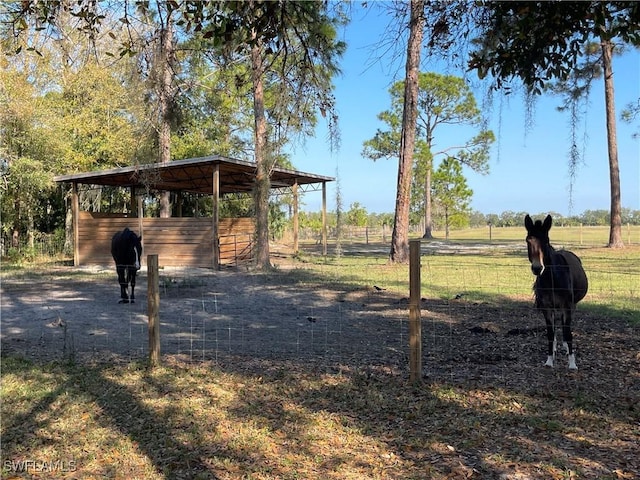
147,254 -> 161,368
177,191 -> 183,217
131,186 -> 143,241
322,182 -> 328,256
293,180 -> 299,254
137,194 -> 143,241
130,186 -> 137,216
72,182 -> 79,266
212,163 -> 220,270
409,238 -> 422,383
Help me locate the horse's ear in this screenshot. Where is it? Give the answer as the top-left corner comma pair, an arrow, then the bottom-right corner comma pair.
543,215 -> 552,231
524,214 -> 533,231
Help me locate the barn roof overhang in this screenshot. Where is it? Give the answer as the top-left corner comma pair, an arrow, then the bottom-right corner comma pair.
53,155 -> 334,195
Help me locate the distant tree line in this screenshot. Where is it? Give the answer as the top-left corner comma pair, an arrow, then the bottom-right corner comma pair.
468,209 -> 640,228
297,205 -> 640,234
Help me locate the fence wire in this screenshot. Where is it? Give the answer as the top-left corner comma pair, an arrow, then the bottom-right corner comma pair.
1,246 -> 638,384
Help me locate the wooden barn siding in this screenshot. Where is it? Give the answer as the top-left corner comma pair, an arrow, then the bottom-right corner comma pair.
78,212 -> 254,267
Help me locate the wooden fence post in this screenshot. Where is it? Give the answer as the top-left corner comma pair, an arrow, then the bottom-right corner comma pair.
409,239 -> 422,383
580,223 -> 583,245
147,254 -> 160,368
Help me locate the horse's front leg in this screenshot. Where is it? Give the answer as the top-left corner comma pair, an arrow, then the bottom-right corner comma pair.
117,265 -> 130,303
543,309 -> 556,368
562,309 -> 577,370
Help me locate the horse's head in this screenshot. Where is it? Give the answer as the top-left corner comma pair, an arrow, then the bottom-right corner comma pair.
524,214 -> 552,276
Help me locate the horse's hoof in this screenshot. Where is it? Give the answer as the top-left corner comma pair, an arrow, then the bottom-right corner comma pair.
119,299 -> 130,304
544,356 -> 554,368
568,354 -> 577,370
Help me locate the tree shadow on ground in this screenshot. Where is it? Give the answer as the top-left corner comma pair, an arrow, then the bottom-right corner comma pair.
1,358 -> 219,479
2,325 -> 638,480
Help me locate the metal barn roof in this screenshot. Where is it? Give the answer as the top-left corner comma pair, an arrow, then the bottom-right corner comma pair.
54,155 -> 333,195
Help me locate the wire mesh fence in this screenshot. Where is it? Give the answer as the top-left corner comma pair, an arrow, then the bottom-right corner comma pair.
1,231 -> 69,261
2,242 -> 638,384
1,265 -> 409,367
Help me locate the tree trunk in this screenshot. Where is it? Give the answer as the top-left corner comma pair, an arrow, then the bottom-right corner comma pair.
27,211 -> 34,250
422,166 -> 433,239
12,198 -> 20,248
602,39 -> 623,248
158,17 -> 173,218
390,0 -> 424,263
444,208 -> 450,240
64,195 -> 73,254
251,34 -> 272,269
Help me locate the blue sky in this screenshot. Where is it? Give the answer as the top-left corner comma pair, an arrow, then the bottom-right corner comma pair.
286,3 -> 640,217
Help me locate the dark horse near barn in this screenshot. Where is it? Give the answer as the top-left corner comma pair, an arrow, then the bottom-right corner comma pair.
111,228 -> 143,304
525,214 -> 588,369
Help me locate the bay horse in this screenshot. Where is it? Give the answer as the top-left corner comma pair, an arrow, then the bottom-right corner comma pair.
524,214 -> 588,370
111,228 -> 142,304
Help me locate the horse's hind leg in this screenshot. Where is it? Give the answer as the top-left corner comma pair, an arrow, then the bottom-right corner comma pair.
563,309 -> 577,370
129,268 -> 136,303
544,310 -> 556,368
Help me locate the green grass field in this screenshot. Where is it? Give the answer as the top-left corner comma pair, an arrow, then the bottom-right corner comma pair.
332,224 -> 640,248
445,224 -> 640,247
293,237 -> 640,324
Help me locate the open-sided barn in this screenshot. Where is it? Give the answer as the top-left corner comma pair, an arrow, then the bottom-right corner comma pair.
54,155 -> 333,268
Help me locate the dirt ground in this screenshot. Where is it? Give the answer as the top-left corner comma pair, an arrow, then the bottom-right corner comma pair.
2,256 -> 638,388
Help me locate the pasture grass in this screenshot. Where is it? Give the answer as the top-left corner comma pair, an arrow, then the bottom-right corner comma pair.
294,240 -> 640,324
335,224 -> 640,248
442,224 -> 640,247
